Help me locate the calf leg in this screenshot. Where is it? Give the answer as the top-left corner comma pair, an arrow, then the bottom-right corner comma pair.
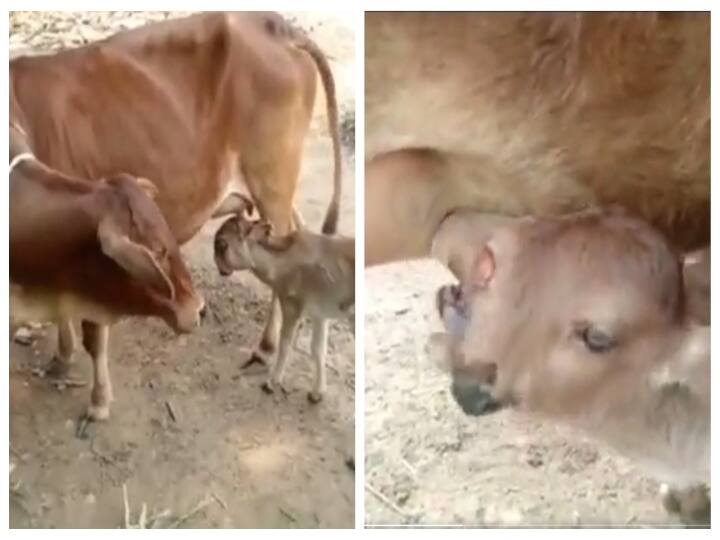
242,153 -> 300,368
308,318 -> 329,404
81,321 -> 113,421
261,300 -> 302,395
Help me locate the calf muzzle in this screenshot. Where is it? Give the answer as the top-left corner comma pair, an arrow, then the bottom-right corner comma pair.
450,376 -> 504,416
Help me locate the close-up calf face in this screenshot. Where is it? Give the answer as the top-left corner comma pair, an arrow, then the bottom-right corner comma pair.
434,210 -> 693,420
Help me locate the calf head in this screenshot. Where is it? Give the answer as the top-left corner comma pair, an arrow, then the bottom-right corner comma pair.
98,173 -> 203,332
433,208 -> 709,424
214,197 -> 294,276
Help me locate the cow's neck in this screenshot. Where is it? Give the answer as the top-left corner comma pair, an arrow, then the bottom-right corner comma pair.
10,163 -> 104,265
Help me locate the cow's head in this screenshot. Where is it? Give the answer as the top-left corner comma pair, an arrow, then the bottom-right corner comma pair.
432,209 -> 709,421
97,174 -> 204,333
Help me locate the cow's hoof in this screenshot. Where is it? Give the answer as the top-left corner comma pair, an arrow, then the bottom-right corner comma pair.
307,391 -> 323,404
42,356 -> 74,379
260,381 -> 274,394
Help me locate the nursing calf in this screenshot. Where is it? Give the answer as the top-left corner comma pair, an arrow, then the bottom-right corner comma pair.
430,208 -> 709,525
214,199 -> 354,402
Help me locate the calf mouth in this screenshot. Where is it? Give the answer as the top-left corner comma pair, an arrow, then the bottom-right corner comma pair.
450,376 -> 506,416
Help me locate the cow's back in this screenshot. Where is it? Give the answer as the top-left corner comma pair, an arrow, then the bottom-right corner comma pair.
10,11 -> 317,243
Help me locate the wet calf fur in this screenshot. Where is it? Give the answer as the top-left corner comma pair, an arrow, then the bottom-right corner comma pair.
431,209 -> 709,524
214,208 -> 354,402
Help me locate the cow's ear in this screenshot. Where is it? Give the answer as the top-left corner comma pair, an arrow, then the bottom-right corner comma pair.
469,245 -> 496,288
134,177 -> 159,200
97,217 -> 175,300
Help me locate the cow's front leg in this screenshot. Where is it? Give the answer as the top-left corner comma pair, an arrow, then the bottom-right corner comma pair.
76,322 -> 112,438
43,318 -> 78,379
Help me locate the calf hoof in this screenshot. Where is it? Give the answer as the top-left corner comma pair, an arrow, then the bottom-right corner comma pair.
242,353 -> 269,371
261,381 -> 288,396
307,391 -> 324,404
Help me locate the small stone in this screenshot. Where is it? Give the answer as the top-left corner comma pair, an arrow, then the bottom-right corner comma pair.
85,493 -> 96,504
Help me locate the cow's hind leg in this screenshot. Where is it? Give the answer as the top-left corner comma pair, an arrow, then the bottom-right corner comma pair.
241,148 -> 301,370
76,322 -> 112,438
365,149 -> 456,266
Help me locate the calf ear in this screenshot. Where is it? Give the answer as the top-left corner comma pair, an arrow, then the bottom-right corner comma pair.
134,177 -> 159,200
469,245 -> 496,288
97,217 -> 176,300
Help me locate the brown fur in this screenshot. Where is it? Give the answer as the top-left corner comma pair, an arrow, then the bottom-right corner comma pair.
365,12 -> 709,265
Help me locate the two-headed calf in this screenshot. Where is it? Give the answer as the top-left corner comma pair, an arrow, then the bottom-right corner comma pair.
214,198 -> 354,403
431,208 -> 709,525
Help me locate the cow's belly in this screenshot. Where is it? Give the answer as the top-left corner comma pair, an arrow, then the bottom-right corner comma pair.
164,151 -> 253,244
10,283 -> 118,326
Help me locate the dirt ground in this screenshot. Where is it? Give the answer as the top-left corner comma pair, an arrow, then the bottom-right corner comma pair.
10,11 -> 355,529
364,261 -> 683,528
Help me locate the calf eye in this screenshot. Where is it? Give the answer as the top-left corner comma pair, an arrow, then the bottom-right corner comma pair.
578,325 -> 615,353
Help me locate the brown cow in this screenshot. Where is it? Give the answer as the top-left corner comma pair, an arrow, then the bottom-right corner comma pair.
10,12 -> 342,384
431,208 -> 710,525
10,150 -> 202,427
365,13 -> 709,265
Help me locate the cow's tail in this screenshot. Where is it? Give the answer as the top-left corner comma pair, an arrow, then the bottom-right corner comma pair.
293,34 -> 342,235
